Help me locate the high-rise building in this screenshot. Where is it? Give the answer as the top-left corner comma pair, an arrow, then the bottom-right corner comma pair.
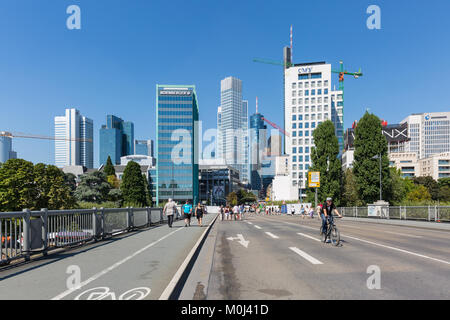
135,139 -> 154,157
0,132 -> 17,163
268,134 -> 282,157
217,76 -> 249,183
99,115 -> 134,166
284,55 -> 344,196
401,112 -> 450,159
54,108 -> 94,168
249,109 -> 267,191
156,85 -> 199,205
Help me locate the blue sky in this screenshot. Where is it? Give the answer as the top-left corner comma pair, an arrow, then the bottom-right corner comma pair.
1,0 -> 449,167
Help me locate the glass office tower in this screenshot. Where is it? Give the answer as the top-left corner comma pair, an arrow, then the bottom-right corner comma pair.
156,85 -> 199,205
99,115 -> 134,166
249,112 -> 267,191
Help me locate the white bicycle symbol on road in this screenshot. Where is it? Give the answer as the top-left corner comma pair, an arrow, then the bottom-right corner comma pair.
74,287 -> 151,300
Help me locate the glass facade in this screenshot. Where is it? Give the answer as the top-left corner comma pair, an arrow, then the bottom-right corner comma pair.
99,115 -> 134,166
249,112 -> 267,191
156,85 -> 199,205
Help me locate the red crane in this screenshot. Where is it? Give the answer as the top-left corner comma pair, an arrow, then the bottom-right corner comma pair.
261,117 -> 290,137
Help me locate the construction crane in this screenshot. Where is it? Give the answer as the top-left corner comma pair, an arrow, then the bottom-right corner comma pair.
0,131 -> 92,142
331,60 -> 363,93
262,117 -> 290,137
252,58 -> 293,69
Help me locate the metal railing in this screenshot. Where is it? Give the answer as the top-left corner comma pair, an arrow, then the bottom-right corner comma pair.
1,206 -> 167,266
339,206 -> 450,223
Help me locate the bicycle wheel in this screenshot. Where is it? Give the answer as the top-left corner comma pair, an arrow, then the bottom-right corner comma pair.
321,227 -> 328,243
330,225 -> 340,246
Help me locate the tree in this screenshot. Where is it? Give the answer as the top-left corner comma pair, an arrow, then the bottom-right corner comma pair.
342,169 -> 362,206
104,156 -> 116,177
143,174 -> 152,207
226,192 -> 238,206
306,120 -> 342,206
412,176 -> 439,200
353,112 -> 391,204
0,159 -> 37,211
120,161 -> 147,206
236,189 -> 256,204
34,163 -> 75,210
406,184 -> 431,202
388,167 -> 411,205
438,185 -> 450,202
107,175 -> 120,189
64,173 -> 77,194
75,171 -> 111,203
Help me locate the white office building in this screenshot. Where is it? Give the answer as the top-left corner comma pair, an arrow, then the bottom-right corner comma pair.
401,112 -> 450,159
217,77 -> 249,183
285,60 -> 344,193
55,108 -> 94,168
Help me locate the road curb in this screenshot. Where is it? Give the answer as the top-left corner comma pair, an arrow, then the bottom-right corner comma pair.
158,213 -> 219,300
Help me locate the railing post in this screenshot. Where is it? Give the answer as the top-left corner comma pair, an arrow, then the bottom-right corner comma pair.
22,209 -> 31,261
355,206 -> 358,218
100,207 -> 105,240
160,208 -> 163,224
41,208 -> 48,255
128,207 -> 134,231
147,207 -> 151,226
428,206 -> 430,222
436,206 -> 439,222
92,207 -> 98,240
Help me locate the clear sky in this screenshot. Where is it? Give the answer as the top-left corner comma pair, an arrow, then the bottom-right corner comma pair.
1,0 -> 449,167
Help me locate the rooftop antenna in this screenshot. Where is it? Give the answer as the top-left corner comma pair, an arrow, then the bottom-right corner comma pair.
290,25 -> 293,62
256,96 -> 259,114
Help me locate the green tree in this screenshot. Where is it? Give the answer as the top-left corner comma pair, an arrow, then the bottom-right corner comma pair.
438,185 -> 450,202
236,189 -> 256,204
342,169 -> 362,206
353,112 -> 391,204
64,173 -> 77,194
0,159 -> 37,211
107,175 -> 120,189
226,191 -> 238,206
406,184 -> 431,202
388,168 -> 410,205
34,163 -> 75,210
120,161 -> 147,206
143,174 -> 152,207
104,156 -> 116,176
75,171 -> 111,203
412,176 -> 439,200
306,120 -> 342,206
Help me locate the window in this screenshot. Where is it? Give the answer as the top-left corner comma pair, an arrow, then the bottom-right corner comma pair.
293,156 -> 297,162
292,139 -> 297,145
299,156 -> 303,162
292,91 -> 296,97
312,114 -> 316,120
318,89 -> 322,95
311,106 -> 316,112
305,90 -> 309,96
305,155 -> 310,162
299,115 -> 303,120
292,123 -> 297,129
324,113 -> 328,119
293,147 -> 297,153
318,114 -> 322,120
324,80 -> 329,86
292,83 -> 296,89
299,147 -> 303,153
293,131 -> 297,137
324,97 -> 329,103
305,130 -> 309,137
324,105 -> 328,111
298,106 -> 303,112
305,98 -> 309,104
298,138 -> 303,144
298,82 -> 303,88
324,88 -> 328,94
311,89 -> 316,96
318,105 -> 322,111
305,139 -> 309,144
299,123 -> 303,129
299,74 -> 308,80
305,164 -> 310,170
305,106 -> 309,112
305,114 -> 309,120
305,82 -> 309,88
305,123 -> 309,128
311,98 -> 316,104
292,107 -> 296,113
292,115 -> 296,121
298,90 -> 303,96
311,73 -> 322,79
292,99 -> 296,105
317,81 -> 322,87
299,131 -> 303,137
318,97 -> 322,103
298,98 -> 303,105
311,81 -> 315,88
312,122 -> 316,128
293,164 -> 297,170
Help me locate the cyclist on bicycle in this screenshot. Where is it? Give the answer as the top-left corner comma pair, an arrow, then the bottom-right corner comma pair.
321,197 -> 342,235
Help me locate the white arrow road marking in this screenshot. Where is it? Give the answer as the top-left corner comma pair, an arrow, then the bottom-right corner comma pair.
247,222 -> 253,225
227,234 -> 249,248
254,225 -> 262,229
265,232 -> 279,239
297,233 -> 321,242
289,247 -> 323,265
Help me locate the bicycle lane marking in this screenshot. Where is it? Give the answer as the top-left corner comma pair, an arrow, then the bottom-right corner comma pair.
297,233 -> 321,242
289,247 -> 323,265
52,227 -> 183,300
265,232 -> 279,239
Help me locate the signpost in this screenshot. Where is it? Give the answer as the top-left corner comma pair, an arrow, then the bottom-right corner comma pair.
308,172 -> 320,207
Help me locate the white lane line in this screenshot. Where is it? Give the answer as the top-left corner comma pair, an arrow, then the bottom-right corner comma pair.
247,222 -> 253,225
297,232 -> 321,242
265,232 -> 279,239
254,225 -> 262,229
289,247 -> 323,265
341,234 -> 450,266
52,227 -> 183,300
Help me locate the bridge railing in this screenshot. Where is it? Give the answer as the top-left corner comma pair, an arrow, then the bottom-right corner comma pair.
0,206 -> 167,267
339,206 -> 450,223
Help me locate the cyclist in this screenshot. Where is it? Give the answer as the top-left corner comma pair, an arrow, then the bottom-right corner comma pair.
321,197 -> 342,235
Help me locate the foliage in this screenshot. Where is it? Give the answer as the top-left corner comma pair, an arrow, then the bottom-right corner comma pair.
438,185 -> 450,202
142,174 -> 152,207
353,112 -> 391,204
120,161 -> 148,207
76,201 -> 120,209
74,171 -> 111,203
341,169 -> 363,206
104,156 -> 116,176
107,175 -> 120,189
236,189 -> 256,204
64,173 -> 77,193
226,192 -> 238,206
406,184 -> 431,202
412,176 -> 439,200
306,120 -> 342,206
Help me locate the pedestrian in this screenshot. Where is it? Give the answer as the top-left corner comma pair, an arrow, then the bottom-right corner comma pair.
291,205 -> 296,215
232,204 -> 239,220
225,205 -> 230,220
195,203 -> 204,227
163,198 -> 177,228
220,205 -> 224,221
182,200 -> 193,227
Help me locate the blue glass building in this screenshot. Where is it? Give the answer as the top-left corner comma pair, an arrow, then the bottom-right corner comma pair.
99,115 -> 134,166
249,112 -> 267,191
156,85 -> 199,205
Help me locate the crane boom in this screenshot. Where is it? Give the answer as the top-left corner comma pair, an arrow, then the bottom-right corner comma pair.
0,131 -> 92,142
262,117 -> 290,137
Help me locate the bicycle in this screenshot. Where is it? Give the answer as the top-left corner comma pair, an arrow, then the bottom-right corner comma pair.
320,215 -> 341,246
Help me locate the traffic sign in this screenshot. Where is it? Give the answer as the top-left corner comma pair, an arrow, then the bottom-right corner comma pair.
308,172 -> 320,188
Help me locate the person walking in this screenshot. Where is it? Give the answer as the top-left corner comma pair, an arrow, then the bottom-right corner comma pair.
195,203 -> 204,227
220,205 -> 224,221
232,204 -> 239,221
163,198 -> 177,228
182,200 -> 193,227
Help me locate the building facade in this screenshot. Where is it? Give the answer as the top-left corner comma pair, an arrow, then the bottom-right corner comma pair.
217,77 -> 249,184
156,85 -> 199,205
284,59 -> 343,195
99,115 -> 134,166
135,139 -> 154,157
199,163 -> 241,206
55,108 -> 94,168
0,132 -> 17,163
249,111 -> 267,191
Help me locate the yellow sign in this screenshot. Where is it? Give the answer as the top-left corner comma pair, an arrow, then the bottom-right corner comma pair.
308,172 -> 320,188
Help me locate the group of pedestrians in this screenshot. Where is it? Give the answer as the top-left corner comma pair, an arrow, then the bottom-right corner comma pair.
219,204 -> 245,221
163,199 -> 207,228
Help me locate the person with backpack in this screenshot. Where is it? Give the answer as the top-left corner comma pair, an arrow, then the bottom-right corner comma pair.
163,198 -> 177,228
182,200 -> 193,227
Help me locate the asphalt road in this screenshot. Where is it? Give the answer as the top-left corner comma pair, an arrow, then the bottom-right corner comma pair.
181,213 -> 450,300
0,213 -> 216,300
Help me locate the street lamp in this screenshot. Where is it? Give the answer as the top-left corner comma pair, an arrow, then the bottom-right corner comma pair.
372,153 -> 382,201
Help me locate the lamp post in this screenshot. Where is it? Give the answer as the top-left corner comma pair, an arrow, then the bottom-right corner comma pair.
372,153 -> 382,201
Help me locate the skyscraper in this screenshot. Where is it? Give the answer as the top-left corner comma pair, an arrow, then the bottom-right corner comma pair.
156,85 -> 199,205
284,54 -> 344,196
0,132 -> 17,163
249,106 -> 267,191
99,115 -> 134,166
135,139 -> 154,157
217,76 -> 249,183
54,108 -> 94,168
